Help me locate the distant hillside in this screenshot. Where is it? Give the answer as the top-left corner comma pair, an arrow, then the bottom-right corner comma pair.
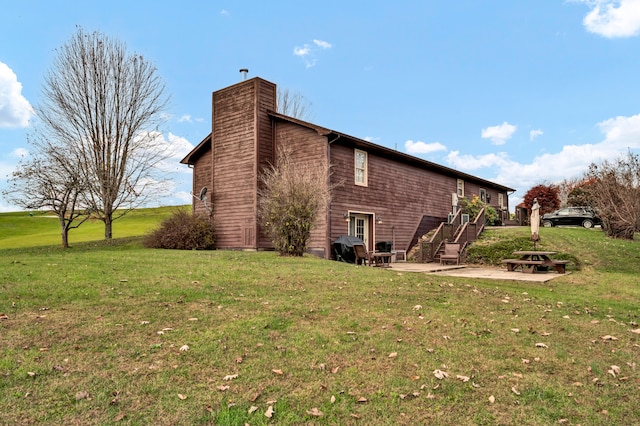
0,205 -> 189,249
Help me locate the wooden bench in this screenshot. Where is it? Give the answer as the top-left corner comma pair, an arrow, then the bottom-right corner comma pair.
502,259 -> 569,274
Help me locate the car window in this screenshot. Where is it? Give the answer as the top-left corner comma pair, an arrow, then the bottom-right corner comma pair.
558,209 -> 570,216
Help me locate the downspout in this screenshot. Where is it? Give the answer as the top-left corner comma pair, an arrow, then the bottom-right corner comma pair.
327,134 -> 341,259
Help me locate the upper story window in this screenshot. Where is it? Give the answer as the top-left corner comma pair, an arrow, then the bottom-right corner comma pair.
355,149 -> 368,186
498,193 -> 504,208
456,179 -> 464,197
480,188 -> 487,203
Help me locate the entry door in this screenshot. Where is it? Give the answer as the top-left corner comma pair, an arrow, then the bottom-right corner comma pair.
349,214 -> 370,247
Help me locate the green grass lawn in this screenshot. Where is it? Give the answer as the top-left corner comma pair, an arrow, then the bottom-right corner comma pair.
0,206 -> 186,249
0,214 -> 638,425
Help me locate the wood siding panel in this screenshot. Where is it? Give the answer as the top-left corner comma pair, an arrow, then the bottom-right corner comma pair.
263,123 -> 329,256
330,143 -> 459,253
192,145 -> 213,217
212,82 -> 258,248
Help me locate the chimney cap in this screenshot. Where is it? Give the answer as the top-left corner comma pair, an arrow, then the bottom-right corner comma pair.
239,68 -> 249,80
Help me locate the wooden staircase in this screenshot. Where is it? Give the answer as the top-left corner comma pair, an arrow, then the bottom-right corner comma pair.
418,208 -> 487,263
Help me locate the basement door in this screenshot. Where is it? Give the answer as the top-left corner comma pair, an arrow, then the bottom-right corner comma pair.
349,214 -> 371,248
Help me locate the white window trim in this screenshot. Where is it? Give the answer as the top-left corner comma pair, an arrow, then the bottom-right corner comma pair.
456,179 -> 464,197
354,149 -> 368,187
498,193 -> 504,208
480,188 -> 487,203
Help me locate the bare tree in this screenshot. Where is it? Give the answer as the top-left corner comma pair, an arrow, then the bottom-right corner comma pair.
277,89 -> 313,120
585,151 -> 640,239
37,28 -> 170,239
3,141 -> 92,249
258,143 -> 332,256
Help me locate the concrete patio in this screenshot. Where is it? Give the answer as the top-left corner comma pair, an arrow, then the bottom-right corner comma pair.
387,262 -> 569,282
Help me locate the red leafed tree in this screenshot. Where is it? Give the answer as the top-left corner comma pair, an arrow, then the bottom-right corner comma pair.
522,184 -> 560,215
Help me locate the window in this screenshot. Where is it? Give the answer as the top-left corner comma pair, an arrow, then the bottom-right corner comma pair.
480,188 -> 487,203
498,193 -> 504,208
456,179 -> 464,197
354,149 -> 367,186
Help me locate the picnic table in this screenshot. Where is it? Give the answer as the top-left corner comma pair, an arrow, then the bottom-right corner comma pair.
371,252 -> 392,267
502,251 -> 569,274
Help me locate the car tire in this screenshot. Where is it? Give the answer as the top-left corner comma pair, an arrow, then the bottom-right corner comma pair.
542,220 -> 553,227
582,219 -> 594,229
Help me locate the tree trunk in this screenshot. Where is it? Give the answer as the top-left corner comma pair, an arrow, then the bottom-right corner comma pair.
104,215 -> 113,239
59,216 -> 69,249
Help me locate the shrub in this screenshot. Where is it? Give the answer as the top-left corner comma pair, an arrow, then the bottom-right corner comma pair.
258,144 -> 332,256
144,210 -> 214,250
459,195 -> 499,225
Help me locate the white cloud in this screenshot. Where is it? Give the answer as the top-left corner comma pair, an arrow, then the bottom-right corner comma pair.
0,62 -> 33,128
293,39 -> 332,68
220,9 -> 230,16
530,129 -> 543,141
293,46 -> 311,57
481,122 -> 517,145
405,140 -> 447,155
313,39 -> 332,49
446,151 -> 514,171
447,113 -> 640,198
178,114 -> 193,123
580,0 -> 640,38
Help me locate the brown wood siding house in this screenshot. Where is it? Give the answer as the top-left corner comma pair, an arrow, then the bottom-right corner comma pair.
181,77 -> 514,258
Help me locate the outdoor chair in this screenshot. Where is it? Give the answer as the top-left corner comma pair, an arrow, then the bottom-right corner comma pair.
440,243 -> 461,265
353,243 -> 372,266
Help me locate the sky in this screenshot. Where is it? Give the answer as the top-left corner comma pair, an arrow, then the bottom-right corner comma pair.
2,0 -> 640,212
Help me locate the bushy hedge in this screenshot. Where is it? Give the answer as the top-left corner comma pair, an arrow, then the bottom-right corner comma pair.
144,210 -> 214,250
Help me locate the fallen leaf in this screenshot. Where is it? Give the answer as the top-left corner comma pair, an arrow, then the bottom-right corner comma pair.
0,313 -> 8,320
223,374 -> 238,381
608,365 -> 621,377
140,320 -> 150,325
27,371 -> 36,377
511,328 -> 520,333
178,393 -> 187,400
351,413 -> 361,419
629,328 -> 640,334
601,335 -> 618,341
75,391 -> 90,400
179,345 -> 189,352
330,395 -> 336,403
307,407 -> 323,417
265,406 -> 274,418
413,305 -> 422,310
272,369 -> 283,375
113,412 -> 126,422
236,356 -> 243,363
248,406 -> 258,414
357,396 -> 368,403
488,395 -> 495,403
535,343 -> 548,348
433,369 -> 449,380
188,317 -> 198,321
388,352 -> 398,358
456,375 -> 470,382
217,385 -> 230,391
511,387 -> 521,396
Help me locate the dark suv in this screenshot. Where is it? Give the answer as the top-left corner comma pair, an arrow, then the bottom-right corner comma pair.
541,207 -> 601,228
